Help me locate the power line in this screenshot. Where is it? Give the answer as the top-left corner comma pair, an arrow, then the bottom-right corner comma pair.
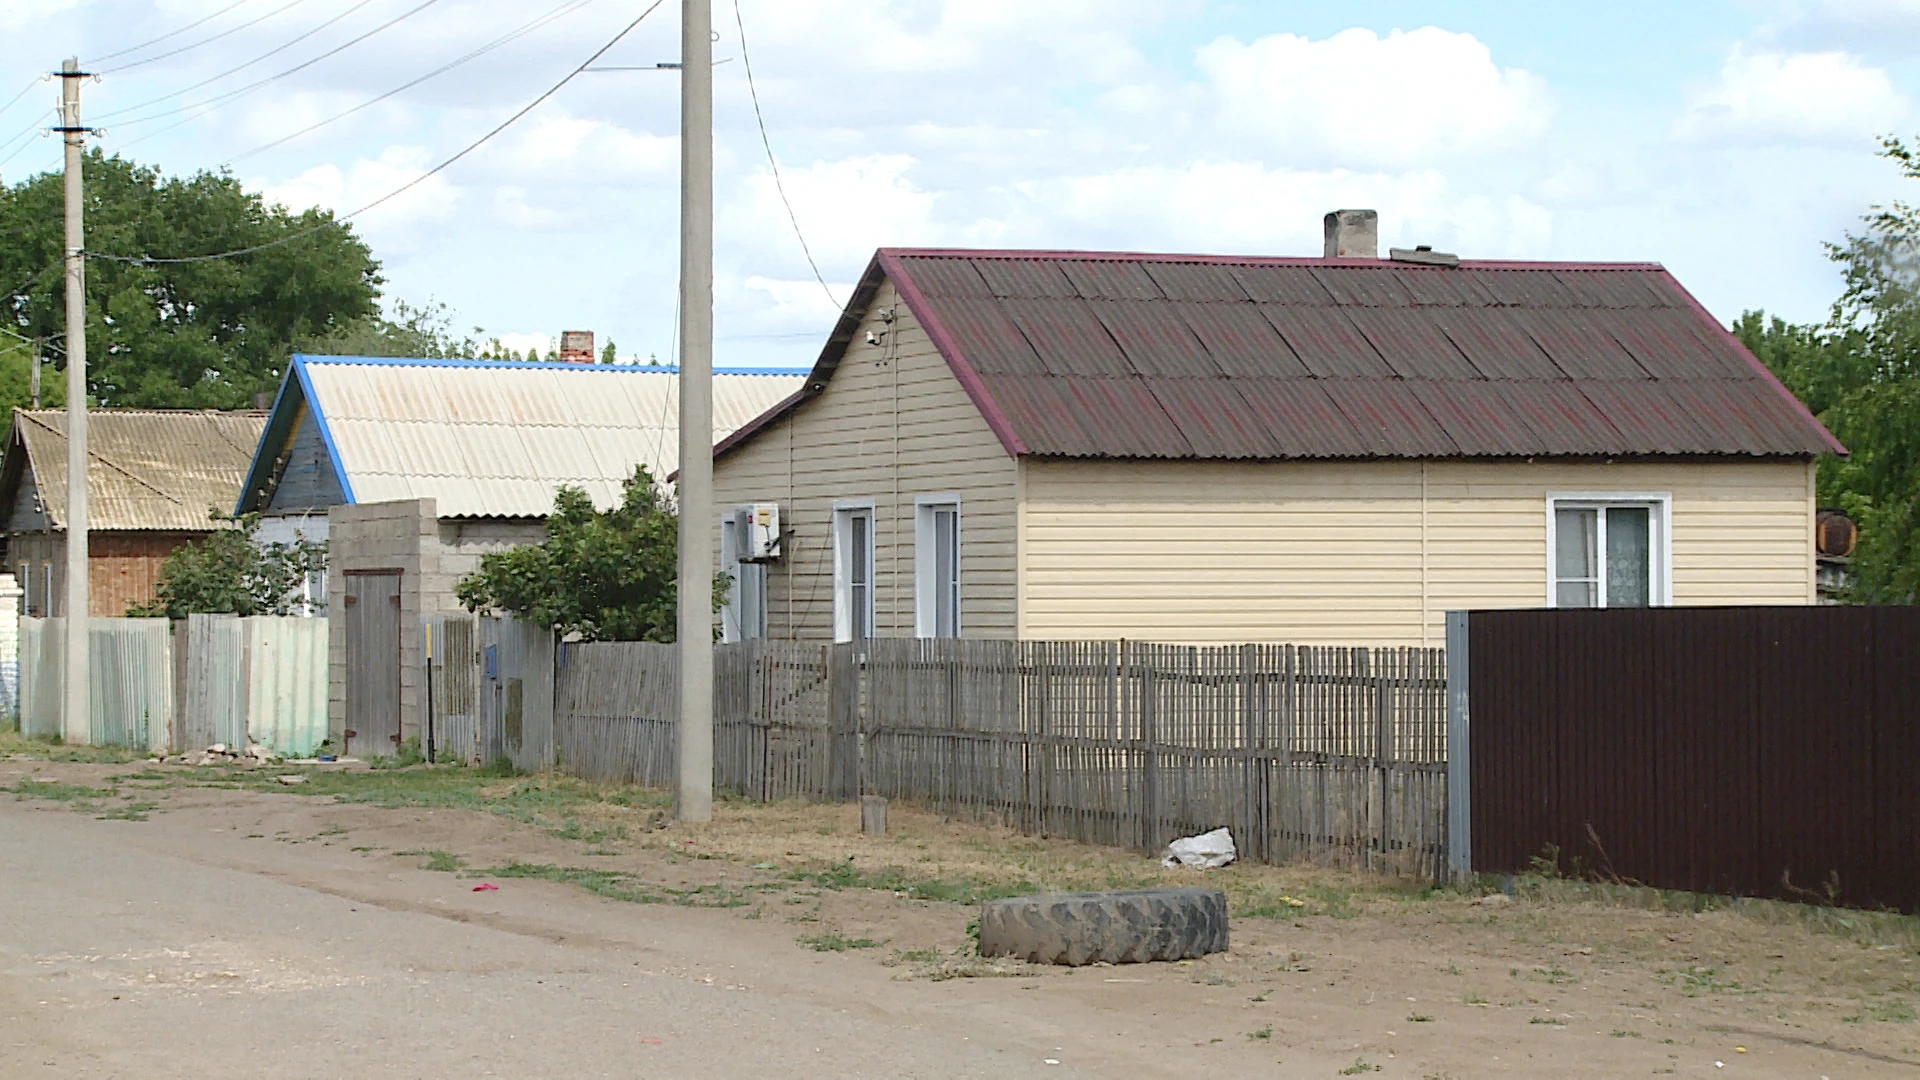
732,0 -> 836,309
0,111 -> 55,172
228,0 -> 602,164
94,0 -> 383,123
0,76 -> 47,121
96,0 -> 309,75
89,0 -> 255,65
108,0 -> 445,143
89,0 -> 668,268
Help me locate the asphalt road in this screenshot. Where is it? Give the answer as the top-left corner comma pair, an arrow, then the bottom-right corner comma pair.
0,801 -> 1071,1079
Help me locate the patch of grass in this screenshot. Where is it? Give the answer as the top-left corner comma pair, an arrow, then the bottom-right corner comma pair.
787,857 -> 1039,905
0,730 -> 144,764
1869,998 -> 1918,1023
1534,964 -> 1578,985
1338,1060 -> 1380,1075
6,778 -> 111,803
1247,1024 -> 1272,1040
1407,1013 -> 1433,1023
798,932 -> 883,952
1660,966 -> 1746,997
1611,1029 -> 1642,1038
398,849 -> 465,873
98,801 -> 156,821
550,818 -> 628,845
1463,991 -> 1489,1005
483,862 -> 768,909
892,948 -> 942,964
1529,1016 -> 1566,1026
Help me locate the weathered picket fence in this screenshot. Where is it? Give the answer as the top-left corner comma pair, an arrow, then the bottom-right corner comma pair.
428,625 -> 1449,878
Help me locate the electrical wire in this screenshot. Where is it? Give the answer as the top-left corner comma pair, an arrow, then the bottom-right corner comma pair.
96,0 -> 309,75
89,0 -> 255,65
94,0 -> 383,123
228,0 -> 601,163
108,0 -> 446,143
0,112 -> 56,172
0,76 -> 47,122
89,0 -> 667,267
732,0 -> 836,309
1,261 -> 65,308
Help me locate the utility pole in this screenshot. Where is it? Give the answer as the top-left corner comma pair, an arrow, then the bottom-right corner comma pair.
675,0 -> 714,822
56,57 -> 89,746
29,337 -> 39,409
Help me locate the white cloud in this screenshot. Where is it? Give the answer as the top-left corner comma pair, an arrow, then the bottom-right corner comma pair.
494,332 -> 550,357
1194,27 -> 1554,168
1672,46 -> 1907,144
1,0 -> 77,28
725,153 -> 943,268
1019,161 -> 1553,259
258,145 -> 459,251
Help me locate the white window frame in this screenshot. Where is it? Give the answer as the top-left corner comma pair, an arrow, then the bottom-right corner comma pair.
719,509 -> 768,643
1545,492 -> 1673,609
914,495 -> 962,639
831,500 -> 877,643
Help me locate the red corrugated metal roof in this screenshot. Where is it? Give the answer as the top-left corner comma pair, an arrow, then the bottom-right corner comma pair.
712,248 -> 1845,465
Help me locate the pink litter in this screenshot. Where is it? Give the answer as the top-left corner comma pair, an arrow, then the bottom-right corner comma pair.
472,883 -> 499,892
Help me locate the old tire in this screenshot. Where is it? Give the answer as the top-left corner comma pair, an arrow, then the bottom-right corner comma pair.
978,887 -> 1228,966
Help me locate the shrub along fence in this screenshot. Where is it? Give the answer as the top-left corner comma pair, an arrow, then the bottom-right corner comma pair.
429,620 -> 1450,878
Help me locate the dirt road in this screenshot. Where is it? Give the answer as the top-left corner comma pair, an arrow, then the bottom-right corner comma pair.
1,755 -> 1915,1078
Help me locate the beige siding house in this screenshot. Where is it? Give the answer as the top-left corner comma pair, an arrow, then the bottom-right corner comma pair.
710,238 -> 1840,648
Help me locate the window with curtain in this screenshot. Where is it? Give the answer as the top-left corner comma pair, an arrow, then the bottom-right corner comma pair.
1550,498 -> 1665,608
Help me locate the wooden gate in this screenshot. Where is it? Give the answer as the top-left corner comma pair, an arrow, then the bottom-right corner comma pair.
342,570 -> 402,757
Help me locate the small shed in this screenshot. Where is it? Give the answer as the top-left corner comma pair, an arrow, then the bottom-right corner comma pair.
235,354 -> 805,755
0,409 -> 267,616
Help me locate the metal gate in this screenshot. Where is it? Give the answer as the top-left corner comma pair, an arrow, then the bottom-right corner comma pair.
342,570 -> 402,757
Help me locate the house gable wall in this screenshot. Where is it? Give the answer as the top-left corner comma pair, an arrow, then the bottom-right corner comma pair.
265,403 -> 345,514
710,279 -> 1019,641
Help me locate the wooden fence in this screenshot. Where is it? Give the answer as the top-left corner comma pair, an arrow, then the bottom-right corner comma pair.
497,633 -> 1449,878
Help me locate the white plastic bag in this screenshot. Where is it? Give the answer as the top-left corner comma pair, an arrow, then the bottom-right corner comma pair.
1161,827 -> 1237,869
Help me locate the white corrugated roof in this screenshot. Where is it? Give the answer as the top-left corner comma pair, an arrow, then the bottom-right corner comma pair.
295,357 -> 803,518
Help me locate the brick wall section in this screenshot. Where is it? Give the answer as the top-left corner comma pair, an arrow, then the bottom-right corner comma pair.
326,500 -> 548,753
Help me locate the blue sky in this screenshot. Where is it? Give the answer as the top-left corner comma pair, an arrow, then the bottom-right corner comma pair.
3,0 -> 1917,368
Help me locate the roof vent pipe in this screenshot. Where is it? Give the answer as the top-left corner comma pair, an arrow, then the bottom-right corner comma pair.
1323,209 -> 1379,259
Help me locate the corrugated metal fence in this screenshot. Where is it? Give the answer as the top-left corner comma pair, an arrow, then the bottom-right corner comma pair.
19,615 -> 327,755
427,623 -> 1449,877
1464,606 -> 1920,913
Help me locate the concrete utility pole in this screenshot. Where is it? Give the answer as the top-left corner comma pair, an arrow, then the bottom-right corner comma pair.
29,336 -> 39,409
675,0 -> 714,822
57,57 -> 89,746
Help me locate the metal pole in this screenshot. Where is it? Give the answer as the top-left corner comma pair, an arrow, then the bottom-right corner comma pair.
29,336 -> 40,409
58,57 -> 89,746
674,0 -> 714,822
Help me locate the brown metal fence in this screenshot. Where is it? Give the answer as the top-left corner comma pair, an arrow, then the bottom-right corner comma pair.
510,633 -> 1448,876
1464,606 -> 1920,912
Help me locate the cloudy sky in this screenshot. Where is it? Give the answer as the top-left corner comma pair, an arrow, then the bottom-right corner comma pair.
2,0 -> 1917,367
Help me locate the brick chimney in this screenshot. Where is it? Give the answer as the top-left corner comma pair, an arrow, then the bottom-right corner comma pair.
559,330 -> 595,363
1323,209 -> 1379,259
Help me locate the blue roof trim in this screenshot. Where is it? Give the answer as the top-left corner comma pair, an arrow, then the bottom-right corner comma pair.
291,353 -> 805,376
292,356 -> 357,504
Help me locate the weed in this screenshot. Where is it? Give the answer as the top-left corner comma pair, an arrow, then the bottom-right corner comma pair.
1660,966 -> 1746,997
1529,1016 -> 1566,1026
894,948 -> 942,964
0,730 -> 142,764
400,849 -> 464,873
798,932 -> 883,952
1407,1013 -> 1433,1023
1338,1060 -> 1380,1075
98,801 -> 156,821
1869,998 -> 1917,1023
1191,972 -> 1234,986
1534,964 -> 1578,985
1249,990 -> 1270,1003
6,778 -> 110,803
1611,1029 -> 1642,1039
1247,1025 -> 1272,1040
788,858 -> 1038,906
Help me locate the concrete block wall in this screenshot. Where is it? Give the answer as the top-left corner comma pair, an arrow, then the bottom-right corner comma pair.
327,499 -> 434,751
326,503 -> 549,754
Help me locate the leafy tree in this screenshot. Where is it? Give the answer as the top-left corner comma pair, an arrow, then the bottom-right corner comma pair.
1737,135 -> 1920,601
0,151 -> 380,407
128,513 -> 328,618
600,338 -> 617,363
456,466 -> 717,641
